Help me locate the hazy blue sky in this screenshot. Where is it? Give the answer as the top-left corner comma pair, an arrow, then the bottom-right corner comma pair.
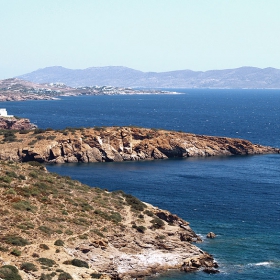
1,0 -> 280,79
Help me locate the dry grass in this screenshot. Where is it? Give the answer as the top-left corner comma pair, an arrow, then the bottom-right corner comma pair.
0,160 -> 168,279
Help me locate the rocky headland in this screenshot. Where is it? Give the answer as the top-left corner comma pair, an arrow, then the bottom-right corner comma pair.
0,126 -> 279,163
0,116 -> 37,130
0,161 -> 218,280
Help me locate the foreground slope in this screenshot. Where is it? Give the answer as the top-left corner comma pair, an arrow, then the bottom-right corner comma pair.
0,161 -> 217,280
0,127 -> 279,163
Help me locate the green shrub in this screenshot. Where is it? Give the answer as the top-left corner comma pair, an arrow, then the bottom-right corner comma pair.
123,193 -> 147,211
18,174 -> 26,180
64,229 -> 73,235
78,234 -> 88,240
3,131 -> 17,142
20,262 -> 38,272
0,176 -> 12,183
0,265 -> 18,274
28,140 -> 37,145
71,259 -> 89,268
94,209 -> 122,223
35,135 -> 46,140
29,170 -> 38,178
5,171 -> 17,178
2,235 -> 30,246
47,135 -> 56,140
40,273 -> 55,280
150,217 -> 165,229
39,244 -> 50,250
5,188 -> 17,195
33,128 -> 45,134
90,228 -> 104,237
144,210 -> 154,216
11,249 -> 21,256
17,222 -> 34,230
0,265 -> 22,280
0,245 -> 9,252
28,161 -> 43,167
12,200 -> 36,212
80,202 -> 93,212
136,225 -> 146,233
37,258 -> 56,267
90,273 -> 102,279
58,272 -> 73,280
19,130 -> 30,134
38,226 -> 53,235
156,235 -> 166,240
54,239 -> 64,246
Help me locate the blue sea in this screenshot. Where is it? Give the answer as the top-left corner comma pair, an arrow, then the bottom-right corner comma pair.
2,89 -> 280,279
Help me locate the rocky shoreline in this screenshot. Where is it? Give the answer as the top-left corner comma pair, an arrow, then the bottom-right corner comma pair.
0,161 -> 218,280
0,126 -> 278,163
0,116 -> 37,130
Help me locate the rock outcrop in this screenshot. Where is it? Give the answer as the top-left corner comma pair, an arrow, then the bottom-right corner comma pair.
0,126 -> 279,163
207,232 -> 216,239
0,116 -> 37,130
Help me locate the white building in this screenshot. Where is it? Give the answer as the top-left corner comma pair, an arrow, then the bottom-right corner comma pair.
0,108 -> 13,118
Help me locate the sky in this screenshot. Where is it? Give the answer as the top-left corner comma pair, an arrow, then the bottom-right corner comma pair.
1,0 -> 280,79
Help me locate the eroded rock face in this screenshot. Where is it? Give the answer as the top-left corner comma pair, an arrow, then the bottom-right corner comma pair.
0,126 -> 279,163
0,116 -> 37,130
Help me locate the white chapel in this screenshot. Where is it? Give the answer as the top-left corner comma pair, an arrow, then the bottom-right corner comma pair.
0,108 -> 13,117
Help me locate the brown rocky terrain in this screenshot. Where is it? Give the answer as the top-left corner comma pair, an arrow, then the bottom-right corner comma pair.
0,117 -> 37,130
0,161 -> 218,280
0,126 -> 278,163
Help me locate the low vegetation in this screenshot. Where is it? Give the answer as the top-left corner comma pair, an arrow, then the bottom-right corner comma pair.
0,265 -> 22,280
0,160 -> 172,279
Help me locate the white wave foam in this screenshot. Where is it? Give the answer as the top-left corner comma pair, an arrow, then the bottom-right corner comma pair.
246,261 -> 273,267
254,261 -> 272,266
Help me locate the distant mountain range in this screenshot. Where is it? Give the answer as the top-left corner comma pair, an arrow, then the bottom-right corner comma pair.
16,66 -> 280,88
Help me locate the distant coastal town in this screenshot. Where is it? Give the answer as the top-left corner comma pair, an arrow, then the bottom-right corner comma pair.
0,78 -> 178,102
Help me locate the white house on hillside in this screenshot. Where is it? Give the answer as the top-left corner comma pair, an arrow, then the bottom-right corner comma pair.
0,108 -> 13,117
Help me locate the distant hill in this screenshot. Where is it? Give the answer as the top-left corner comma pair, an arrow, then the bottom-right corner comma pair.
17,66 -> 280,88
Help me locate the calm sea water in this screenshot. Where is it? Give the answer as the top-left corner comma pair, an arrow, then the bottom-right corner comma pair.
2,90 -> 280,279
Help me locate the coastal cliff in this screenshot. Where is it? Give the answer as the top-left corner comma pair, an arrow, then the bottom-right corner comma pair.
0,126 -> 278,163
0,161 -> 217,279
0,116 -> 37,130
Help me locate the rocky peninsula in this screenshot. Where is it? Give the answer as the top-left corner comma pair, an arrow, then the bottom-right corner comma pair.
0,116 -> 37,130
0,126 -> 279,163
0,161 -> 217,280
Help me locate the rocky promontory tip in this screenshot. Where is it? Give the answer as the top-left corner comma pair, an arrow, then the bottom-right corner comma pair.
0,116 -> 37,130
0,161 -> 217,279
0,126 -> 279,163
